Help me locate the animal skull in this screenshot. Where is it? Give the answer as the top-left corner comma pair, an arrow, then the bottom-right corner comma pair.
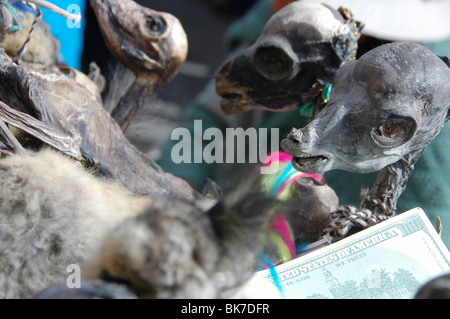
90,0 -> 188,84
282,42 -> 450,175
215,0 -> 363,115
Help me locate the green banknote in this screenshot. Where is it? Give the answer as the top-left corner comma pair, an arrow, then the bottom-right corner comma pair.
257,207 -> 450,299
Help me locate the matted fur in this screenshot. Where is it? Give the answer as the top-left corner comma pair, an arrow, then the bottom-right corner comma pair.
0,149 -> 150,298
0,13 -> 60,65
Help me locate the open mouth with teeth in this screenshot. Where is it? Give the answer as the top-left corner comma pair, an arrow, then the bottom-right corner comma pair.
291,154 -> 330,173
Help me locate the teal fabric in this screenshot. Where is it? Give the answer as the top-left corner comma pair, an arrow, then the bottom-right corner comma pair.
158,0 -> 450,248
223,0 -> 273,51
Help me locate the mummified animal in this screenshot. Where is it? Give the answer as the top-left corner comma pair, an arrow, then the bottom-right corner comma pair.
0,148 -> 150,298
0,0 -> 196,200
281,42 -> 450,238
215,0 -> 363,115
0,0 -> 264,299
89,0 -> 188,131
0,143 -> 341,298
0,145 -> 285,298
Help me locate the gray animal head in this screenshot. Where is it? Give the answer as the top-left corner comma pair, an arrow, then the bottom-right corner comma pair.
215,0 -> 363,115
282,42 -> 450,174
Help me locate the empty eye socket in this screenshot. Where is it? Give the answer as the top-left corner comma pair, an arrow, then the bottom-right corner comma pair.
376,121 -> 407,140
371,117 -> 416,148
144,16 -> 166,37
254,46 -> 293,81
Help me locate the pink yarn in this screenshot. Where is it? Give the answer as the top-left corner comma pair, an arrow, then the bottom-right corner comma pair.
263,151 -> 292,166
269,214 -> 295,259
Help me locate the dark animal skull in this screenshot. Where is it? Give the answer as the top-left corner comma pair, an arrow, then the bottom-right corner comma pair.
90,0 -> 188,84
282,42 -> 450,175
215,1 -> 363,115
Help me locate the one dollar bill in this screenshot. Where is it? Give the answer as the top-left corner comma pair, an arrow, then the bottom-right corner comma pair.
257,207 -> 450,299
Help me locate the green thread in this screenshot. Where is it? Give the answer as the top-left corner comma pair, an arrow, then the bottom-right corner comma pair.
1,0 -> 24,31
299,83 -> 332,118
298,99 -> 316,117
321,83 -> 332,103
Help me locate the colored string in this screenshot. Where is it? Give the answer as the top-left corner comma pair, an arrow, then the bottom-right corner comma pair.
274,172 -> 323,198
259,151 -> 325,293
270,160 -> 323,198
296,242 -> 309,252
270,161 -> 295,197
321,83 -> 332,104
1,0 -> 23,31
298,99 -> 316,117
268,214 -> 295,260
298,83 -> 332,118
258,252 -> 285,298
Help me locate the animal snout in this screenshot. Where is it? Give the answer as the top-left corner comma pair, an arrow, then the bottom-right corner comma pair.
281,127 -> 316,156
288,128 -> 303,143
214,71 -> 243,101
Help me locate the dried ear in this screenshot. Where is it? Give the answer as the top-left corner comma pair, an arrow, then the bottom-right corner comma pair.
337,6 -> 365,35
440,56 -> 450,122
337,6 -> 353,20
331,18 -> 364,63
439,55 -> 450,68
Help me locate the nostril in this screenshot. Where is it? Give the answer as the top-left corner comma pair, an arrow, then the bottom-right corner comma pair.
288,128 -> 302,143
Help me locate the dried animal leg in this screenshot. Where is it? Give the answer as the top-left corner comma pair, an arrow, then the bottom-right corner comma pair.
0,117 -> 26,156
0,48 -> 197,199
0,100 -> 82,160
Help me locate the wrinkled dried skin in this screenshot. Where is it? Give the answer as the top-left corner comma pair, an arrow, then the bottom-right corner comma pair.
215,1 -> 362,115
89,0 -> 188,131
281,42 -> 450,217
281,42 -> 450,175
90,0 -> 188,83
0,49 -> 197,199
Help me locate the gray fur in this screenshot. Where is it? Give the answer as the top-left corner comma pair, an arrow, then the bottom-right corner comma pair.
0,149 -> 149,298
0,12 -> 60,65
0,149 -> 268,298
